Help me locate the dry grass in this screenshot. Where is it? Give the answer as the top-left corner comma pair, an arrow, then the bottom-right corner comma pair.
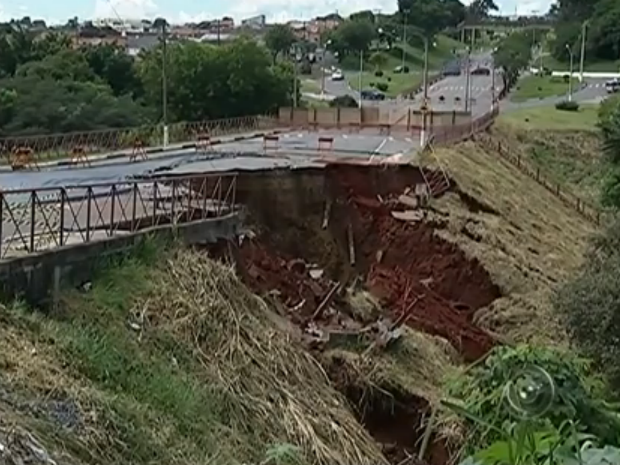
0,246 -> 389,465
330,288 -> 458,404
419,135 -> 596,346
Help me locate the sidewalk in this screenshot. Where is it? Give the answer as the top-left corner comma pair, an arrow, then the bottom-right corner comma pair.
1,128 -> 289,172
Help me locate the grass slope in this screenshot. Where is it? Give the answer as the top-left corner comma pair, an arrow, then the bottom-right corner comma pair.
510,75 -> 579,102
420,135 -> 595,346
0,243 -> 388,465
497,109 -> 605,205
0,239 -> 459,465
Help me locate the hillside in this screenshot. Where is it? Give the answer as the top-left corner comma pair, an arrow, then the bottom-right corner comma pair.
0,125 -> 603,465
424,133 -> 596,345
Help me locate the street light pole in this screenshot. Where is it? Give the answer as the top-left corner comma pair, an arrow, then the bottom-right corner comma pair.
422,37 -> 429,105
293,47 -> 299,108
566,44 -> 574,101
161,20 -> 168,147
358,50 -> 363,108
402,11 -> 408,70
464,48 -> 471,112
579,21 -> 588,82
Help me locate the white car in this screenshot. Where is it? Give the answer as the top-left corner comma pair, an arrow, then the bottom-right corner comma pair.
331,71 -> 344,81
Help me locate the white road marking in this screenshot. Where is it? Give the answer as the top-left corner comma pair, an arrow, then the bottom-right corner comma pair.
373,138 -> 389,154
342,134 -> 348,139
405,137 -> 412,143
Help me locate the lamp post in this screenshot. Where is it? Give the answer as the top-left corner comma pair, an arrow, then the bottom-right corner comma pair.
402,10 -> 408,70
579,21 -> 588,82
566,44 -> 574,101
292,45 -> 302,108
320,39 -> 332,96
464,47 -> 471,112
358,50 -> 364,108
160,19 -> 168,147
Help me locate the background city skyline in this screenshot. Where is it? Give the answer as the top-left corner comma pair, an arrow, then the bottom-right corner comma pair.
0,0 -> 552,25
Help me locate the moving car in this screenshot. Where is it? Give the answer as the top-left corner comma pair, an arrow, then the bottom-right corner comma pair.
361,89 -> 385,100
331,70 -> 344,81
471,67 -> 491,76
605,79 -> 620,94
442,65 -> 461,76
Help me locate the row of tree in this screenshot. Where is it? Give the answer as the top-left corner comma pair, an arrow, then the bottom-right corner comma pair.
551,0 -> 620,64
264,0 -> 497,67
0,26 -> 295,137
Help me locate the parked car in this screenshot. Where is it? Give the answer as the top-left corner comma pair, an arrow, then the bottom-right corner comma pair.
443,66 -> 461,76
361,89 -> 385,100
331,71 -> 344,81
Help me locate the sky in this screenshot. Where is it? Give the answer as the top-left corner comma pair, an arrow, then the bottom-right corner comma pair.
0,0 -> 552,25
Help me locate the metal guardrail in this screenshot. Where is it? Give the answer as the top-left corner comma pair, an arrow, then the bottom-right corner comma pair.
0,173 -> 237,259
0,115 -> 278,168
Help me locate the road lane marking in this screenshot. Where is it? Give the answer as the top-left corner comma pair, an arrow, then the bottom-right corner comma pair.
373,138 -> 389,154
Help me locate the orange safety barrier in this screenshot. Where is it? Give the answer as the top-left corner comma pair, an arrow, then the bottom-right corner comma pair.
10,146 -> 39,171
70,146 -> 91,166
130,139 -> 147,162
196,133 -> 211,152
347,122 -> 361,133
263,134 -> 279,150
318,136 -> 334,152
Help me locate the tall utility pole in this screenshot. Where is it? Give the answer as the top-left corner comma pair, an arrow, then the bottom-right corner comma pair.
464,48 -> 471,112
566,44 -> 574,101
358,50 -> 363,108
401,10 -> 408,70
293,46 -> 299,107
579,21 -> 588,82
161,20 -> 168,147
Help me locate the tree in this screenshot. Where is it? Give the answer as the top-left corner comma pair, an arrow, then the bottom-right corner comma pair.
139,39 -> 293,122
330,95 -> 358,108
0,75 -> 150,136
349,10 -> 375,23
329,19 -> 376,58
264,24 -> 296,63
83,44 -> 143,97
398,0 -> 465,37
597,95 -> 620,207
493,31 -> 533,89
467,0 -> 499,19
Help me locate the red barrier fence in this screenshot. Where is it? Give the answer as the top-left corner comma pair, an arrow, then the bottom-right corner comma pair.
0,115 -> 278,167
0,174 -> 237,259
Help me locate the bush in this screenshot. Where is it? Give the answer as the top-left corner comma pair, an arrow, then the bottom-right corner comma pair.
555,100 -> 579,111
369,82 -> 376,87
374,70 -> 384,77
403,65 -> 410,73
563,74 -> 570,83
556,219 -> 620,391
329,94 -> 358,108
387,76 -> 391,82
375,82 -> 388,92
446,345 -> 620,454
299,61 -> 312,75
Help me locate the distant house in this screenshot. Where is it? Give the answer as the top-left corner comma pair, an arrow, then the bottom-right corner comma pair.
241,14 -> 266,29
126,34 -> 160,56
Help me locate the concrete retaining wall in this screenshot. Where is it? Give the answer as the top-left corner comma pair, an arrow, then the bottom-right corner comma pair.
0,213 -> 241,308
277,107 -> 472,130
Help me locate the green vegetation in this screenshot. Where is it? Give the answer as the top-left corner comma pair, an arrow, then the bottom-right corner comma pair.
511,75 -> 578,102
445,345 -> 620,464
493,30 -> 536,92
499,104 -> 599,131
0,24 -> 296,136
550,0 -> 620,71
541,55 -> 620,72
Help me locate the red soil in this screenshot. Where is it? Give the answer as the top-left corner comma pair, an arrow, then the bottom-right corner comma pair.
233,165 -> 500,362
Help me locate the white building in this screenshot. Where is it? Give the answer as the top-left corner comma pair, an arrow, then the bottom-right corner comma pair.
241,14 -> 266,29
